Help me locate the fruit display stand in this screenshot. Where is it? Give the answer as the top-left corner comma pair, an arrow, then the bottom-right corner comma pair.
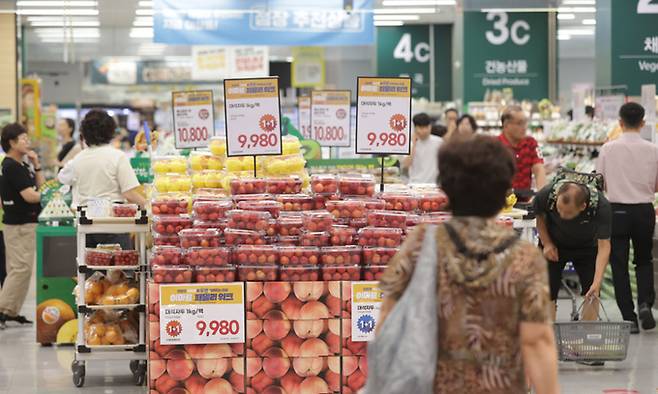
72,207 -> 149,387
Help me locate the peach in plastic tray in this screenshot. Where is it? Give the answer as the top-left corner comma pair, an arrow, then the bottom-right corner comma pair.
326,200 -> 366,219
230,178 -> 267,195
357,227 -> 403,247
239,265 -> 278,281
152,215 -> 193,236
233,245 -> 279,265
224,229 -> 267,246
266,176 -> 303,195
151,264 -> 193,283
237,199 -> 283,218
311,174 -> 338,195
178,228 -> 221,248
300,231 -> 330,247
320,246 -> 362,266
184,247 -> 231,266
321,264 -> 361,281
149,246 -> 183,266
226,209 -> 273,231
278,246 -> 320,266
302,211 -> 334,232
366,210 -> 407,229
362,247 -> 398,265
276,194 -> 315,212
191,199 -> 233,220
279,265 -> 320,281
194,265 -> 237,283
328,225 -> 357,246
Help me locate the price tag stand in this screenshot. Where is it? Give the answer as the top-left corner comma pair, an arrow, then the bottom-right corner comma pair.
172,90 -> 215,149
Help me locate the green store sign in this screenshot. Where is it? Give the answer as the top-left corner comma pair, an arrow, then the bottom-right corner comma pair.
611,0 -> 658,95
463,11 -> 550,102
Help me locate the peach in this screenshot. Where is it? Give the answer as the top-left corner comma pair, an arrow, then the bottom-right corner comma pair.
153,341 -> 174,358
149,284 -> 159,304
280,334 -> 303,357
343,355 -> 359,376
230,343 -> 245,356
246,319 -> 263,339
246,282 -> 263,303
155,373 -> 178,393
250,371 -> 274,392
263,313 -> 291,341
280,371 -> 303,393
262,348 -> 290,378
184,344 -> 204,359
281,295 -> 303,320
292,357 -> 324,377
202,344 -> 235,359
325,370 -> 341,392
329,317 -> 351,337
346,338 -> 367,355
166,349 -> 190,360
250,333 -> 275,356
299,338 -> 329,358
150,351 -> 162,361
359,356 -> 368,376
204,378 -> 234,394
293,282 -> 325,301
262,387 -> 285,394
251,295 -> 275,318
149,322 -> 160,342
149,313 -> 159,322
167,358 -> 194,382
299,301 -> 330,320
327,356 -> 341,374
228,371 -> 245,392
263,282 -> 291,304
149,359 -> 166,380
327,281 -> 342,299
348,369 -> 367,391
325,295 -> 341,317
196,358 -> 229,379
293,320 -> 326,338
167,388 -> 191,394
184,374 -> 208,394
299,376 -> 329,393
325,332 -> 341,354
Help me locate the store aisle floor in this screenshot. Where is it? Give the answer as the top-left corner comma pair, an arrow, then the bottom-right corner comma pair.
1,286 -> 657,393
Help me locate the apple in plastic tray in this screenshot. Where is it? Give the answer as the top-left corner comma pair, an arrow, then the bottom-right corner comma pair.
194,266 -> 236,283
152,264 -> 193,283
326,200 -> 366,219
300,231 -> 330,247
320,246 -> 361,266
363,247 -> 398,265
379,193 -> 419,212
192,199 -> 233,220
363,265 -> 387,281
276,194 -> 315,212
329,225 -> 357,246
418,191 -> 449,212
279,265 -> 320,281
234,245 -> 278,265
358,227 -> 403,247
185,247 -> 231,266
152,234 -> 180,247
178,228 -> 221,248
226,209 -> 273,232
113,250 -> 139,266
112,204 -> 138,218
150,246 -> 183,266
338,176 -> 375,196
322,264 -> 361,281
237,200 -> 283,219
276,217 -> 303,236
367,210 -> 407,230
151,198 -> 188,215
278,246 -> 320,266
266,176 -> 303,194
311,174 -> 338,194
230,178 -> 267,195
302,211 -> 334,232
85,249 -> 113,266
152,215 -> 193,236
239,265 -> 278,281
224,229 -> 267,246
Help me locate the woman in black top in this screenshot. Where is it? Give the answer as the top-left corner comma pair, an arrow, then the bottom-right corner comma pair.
56,118 -> 80,169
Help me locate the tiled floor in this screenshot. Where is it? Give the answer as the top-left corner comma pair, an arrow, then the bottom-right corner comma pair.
0,280 -> 657,394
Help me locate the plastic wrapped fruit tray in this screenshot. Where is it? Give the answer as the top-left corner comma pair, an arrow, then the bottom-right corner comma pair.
321,264 -> 361,281
299,231 -> 330,247
302,210 -> 334,232
85,249 -> 113,266
279,265 -> 320,281
149,246 -> 183,266
226,209 -> 273,232
152,264 -> 193,283
320,246 -> 362,266
237,200 -> 283,219
113,250 -> 139,266
152,234 -> 180,247
192,199 -> 233,220
338,175 -> 376,196
363,247 -> 398,265
329,225 -> 357,246
276,216 -> 303,236
192,219 -> 227,233
417,191 -> 449,212
358,227 -> 403,247
112,203 -> 138,218
275,194 -> 315,211
184,247 -> 232,266
326,200 -> 366,219
238,265 -> 278,281
266,176 -> 303,195
230,178 -> 267,195
194,266 -> 237,283
345,197 -> 386,211
151,196 -> 189,215
378,192 -> 419,212
363,264 -> 387,281
367,210 -> 407,230
152,215 -> 193,236
224,229 -> 267,246
311,174 -> 338,195
276,236 -> 299,246
278,246 -> 320,266
178,228 -> 221,248
233,245 -> 279,265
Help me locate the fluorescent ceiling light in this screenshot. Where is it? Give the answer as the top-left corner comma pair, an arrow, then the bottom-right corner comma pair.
582,18 -> 596,25
26,15 -> 97,21
130,27 -> 154,38
557,34 -> 571,40
136,9 -> 153,15
558,28 -> 594,35
138,0 -> 153,6
374,7 -> 436,14
18,8 -> 98,15
557,6 -> 596,13
133,17 -> 153,26
562,0 -> 595,5
17,1 -> 97,6
557,13 -> 576,20
31,20 -> 99,26
374,14 -> 420,20
35,28 -> 100,37
374,20 -> 405,26
382,0 -> 454,5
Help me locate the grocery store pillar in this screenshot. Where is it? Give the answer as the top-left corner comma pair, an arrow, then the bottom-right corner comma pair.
0,0 -> 18,121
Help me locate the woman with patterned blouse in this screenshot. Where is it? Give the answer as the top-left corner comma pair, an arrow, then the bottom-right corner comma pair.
377,136 -> 559,394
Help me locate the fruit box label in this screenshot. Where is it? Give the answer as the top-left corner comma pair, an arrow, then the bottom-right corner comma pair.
160,283 -> 245,345
351,281 -> 383,342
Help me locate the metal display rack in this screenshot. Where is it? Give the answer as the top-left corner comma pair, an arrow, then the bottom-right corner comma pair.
72,207 -> 149,387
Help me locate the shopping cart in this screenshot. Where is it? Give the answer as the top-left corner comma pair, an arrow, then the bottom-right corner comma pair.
554,298 -> 632,362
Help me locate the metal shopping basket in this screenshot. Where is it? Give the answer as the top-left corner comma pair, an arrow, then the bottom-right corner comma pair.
554,298 -> 632,362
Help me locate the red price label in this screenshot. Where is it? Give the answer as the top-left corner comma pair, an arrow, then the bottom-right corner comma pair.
314,126 -> 345,142
196,319 -> 240,337
366,131 -> 407,147
177,126 -> 209,143
237,133 -> 279,149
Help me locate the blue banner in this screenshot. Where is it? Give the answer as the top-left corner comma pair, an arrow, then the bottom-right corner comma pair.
154,0 -> 374,46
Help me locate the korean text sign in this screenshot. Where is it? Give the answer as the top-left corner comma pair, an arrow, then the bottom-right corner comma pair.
311,90 -> 351,147
351,281 -> 383,342
172,90 -> 215,149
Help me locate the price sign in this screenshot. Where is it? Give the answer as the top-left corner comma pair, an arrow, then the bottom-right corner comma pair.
298,96 -> 312,139
356,77 -> 412,155
159,283 -> 245,345
172,90 -> 215,149
595,95 -> 626,121
311,90 -> 351,147
224,77 -> 282,157
351,281 -> 383,342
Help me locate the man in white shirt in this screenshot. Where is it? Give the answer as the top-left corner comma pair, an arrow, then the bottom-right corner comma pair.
403,113 -> 443,184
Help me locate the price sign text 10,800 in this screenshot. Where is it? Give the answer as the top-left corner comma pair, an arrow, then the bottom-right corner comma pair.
178,127 -> 209,143
366,132 -> 407,147
196,320 -> 240,337
314,126 -> 345,142
237,134 -> 279,149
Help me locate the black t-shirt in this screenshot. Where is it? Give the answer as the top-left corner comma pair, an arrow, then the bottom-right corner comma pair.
534,184 -> 612,250
0,157 -> 41,224
57,141 -> 76,162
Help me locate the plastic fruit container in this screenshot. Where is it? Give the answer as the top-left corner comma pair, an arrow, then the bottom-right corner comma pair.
321,264 -> 361,281
417,191 -> 449,212
311,174 -> 338,195
224,229 -> 267,246
192,219 -> 227,233
229,178 -> 267,195
113,250 -> 139,266
326,200 -> 366,219
312,194 -> 340,210
266,176 -> 303,194
367,210 -> 407,230
152,234 -> 180,247
278,246 -> 320,266
358,227 -> 403,247
264,219 -> 277,237
152,156 -> 188,174
112,203 -> 138,218
338,175 -> 376,196
151,196 -> 189,215
192,199 -> 233,220
348,218 -> 368,229
209,136 -> 227,156
363,264 -> 387,281
152,265 -> 193,283
329,225 -> 357,246
276,194 -> 315,211
189,151 -> 224,172
85,249 -> 113,266
194,266 -> 237,283
153,173 -> 192,193
300,231 -> 330,247
178,228 -> 221,248
276,216 -> 303,236
232,193 -> 273,203
152,215 -> 193,236
191,170 -> 224,190
276,236 -> 299,246
149,246 -> 183,266
363,247 -> 398,265
378,192 -> 419,212
226,209 -> 273,232
302,211 -> 334,232
406,214 -> 421,228
279,265 -> 319,281
238,265 -> 277,281
345,197 -> 386,211
237,200 -> 283,219
320,246 -> 362,266
184,247 -> 231,266
233,245 -> 278,265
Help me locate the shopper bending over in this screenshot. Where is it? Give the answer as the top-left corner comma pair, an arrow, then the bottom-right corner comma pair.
403,113 -> 443,184
499,106 -> 546,199
0,124 -> 44,327
534,180 -> 611,325
58,110 -> 145,249
377,136 -> 558,394
597,102 -> 658,332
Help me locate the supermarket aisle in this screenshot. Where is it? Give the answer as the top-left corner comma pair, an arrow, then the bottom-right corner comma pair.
0,290 -> 657,393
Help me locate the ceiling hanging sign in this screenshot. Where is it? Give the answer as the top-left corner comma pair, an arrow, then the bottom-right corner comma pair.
463,0 -> 558,10
231,47 -> 269,79
154,0 -> 374,46
191,46 -> 230,81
